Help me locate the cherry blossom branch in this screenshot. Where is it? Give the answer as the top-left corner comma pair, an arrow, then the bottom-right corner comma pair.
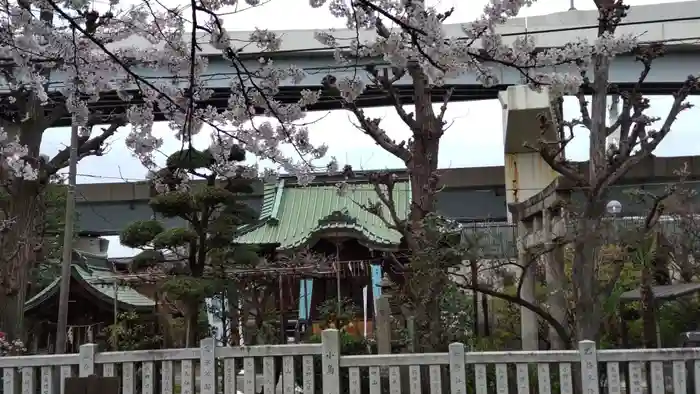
41,0 -> 322,174
323,77 -> 412,162
449,270 -> 573,348
364,66 -> 417,130
44,117 -> 126,178
597,76 -> 697,194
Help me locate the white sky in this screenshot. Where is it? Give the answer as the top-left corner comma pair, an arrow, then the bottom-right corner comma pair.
39,0 -> 698,257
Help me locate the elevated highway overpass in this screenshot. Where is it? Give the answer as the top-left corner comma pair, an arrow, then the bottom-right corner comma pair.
75,156 -> 700,247
14,0 -> 700,127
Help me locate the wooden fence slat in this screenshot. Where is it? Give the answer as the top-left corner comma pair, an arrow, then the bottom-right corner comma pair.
516,364 -> 529,394
368,366 -> 381,394
302,356 -> 315,394
141,361 -> 154,394
537,363 -> 551,394
474,364 -> 487,394
650,361 -> 664,394
243,357 -> 256,394
102,364 -> 115,378
348,367 -> 361,394
282,356 -> 295,394
224,358 -> 238,394
606,362 -> 622,394
389,366 -> 401,394
21,367 -> 35,394
40,366 -> 54,394
4,368 -> 20,394
629,362 -> 644,394
161,360 -> 174,394
122,362 -> 136,394
673,360 -> 687,394
263,357 -> 275,394
59,366 -> 73,394
409,365 -> 421,394
559,363 -> 573,394
180,360 -> 194,394
429,365 -> 442,394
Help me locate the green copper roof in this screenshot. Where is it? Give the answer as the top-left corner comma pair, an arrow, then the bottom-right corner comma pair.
234,180 -> 411,251
25,251 -> 155,312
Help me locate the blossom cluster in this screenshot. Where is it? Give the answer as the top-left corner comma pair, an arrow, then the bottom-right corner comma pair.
0,334 -> 26,356
0,0 -> 641,190
0,0 -> 327,187
310,0 -> 638,96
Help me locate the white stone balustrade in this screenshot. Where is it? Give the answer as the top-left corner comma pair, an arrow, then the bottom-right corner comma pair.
1,331 -> 700,394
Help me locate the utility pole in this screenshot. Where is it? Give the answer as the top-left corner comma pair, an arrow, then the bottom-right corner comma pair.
55,124 -> 79,354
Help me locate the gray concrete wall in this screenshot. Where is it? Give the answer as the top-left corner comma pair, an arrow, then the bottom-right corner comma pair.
73,156 -> 700,235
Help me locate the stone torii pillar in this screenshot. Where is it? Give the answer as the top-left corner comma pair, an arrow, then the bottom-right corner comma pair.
509,180 -> 571,351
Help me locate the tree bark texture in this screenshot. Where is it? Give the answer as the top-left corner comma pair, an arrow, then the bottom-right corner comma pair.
406,66 -> 440,228
639,263 -> 657,349
569,37 -> 612,343
571,220 -> 600,342
0,122 -> 45,340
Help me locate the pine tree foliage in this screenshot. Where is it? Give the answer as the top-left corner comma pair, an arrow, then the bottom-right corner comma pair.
120,146 -> 259,345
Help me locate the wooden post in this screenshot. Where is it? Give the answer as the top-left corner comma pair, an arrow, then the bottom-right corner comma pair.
78,343 -> 97,377
56,124 -> 79,354
375,295 -> 391,356
200,337 -> 216,394
321,329 -> 340,394
579,340 -> 600,394
3,368 -> 20,394
375,293 -> 392,389
448,343 -> 466,394
112,281 -> 118,350
406,316 -> 416,352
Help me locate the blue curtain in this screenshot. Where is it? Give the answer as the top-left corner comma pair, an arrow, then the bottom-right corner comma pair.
371,265 -> 382,303
298,279 -> 314,321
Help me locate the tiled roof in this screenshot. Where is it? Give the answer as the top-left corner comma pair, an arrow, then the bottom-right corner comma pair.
25,251 -> 155,312
234,180 -> 411,251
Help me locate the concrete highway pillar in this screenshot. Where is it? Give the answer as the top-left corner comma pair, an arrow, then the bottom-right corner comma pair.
498,86 -> 561,220
608,94 -> 621,146
499,85 -> 561,350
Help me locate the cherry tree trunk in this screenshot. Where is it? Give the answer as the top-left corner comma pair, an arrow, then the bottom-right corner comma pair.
406,69 -> 441,227
0,180 -> 43,340
185,304 -> 200,347
640,264 -> 657,348
571,228 -> 599,342
0,123 -> 44,340
402,71 -> 444,357
407,137 -> 439,225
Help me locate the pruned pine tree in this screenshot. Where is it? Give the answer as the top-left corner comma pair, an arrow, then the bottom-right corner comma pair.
120,146 -> 260,346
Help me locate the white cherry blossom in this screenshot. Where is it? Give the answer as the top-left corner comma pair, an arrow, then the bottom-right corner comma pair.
309,0 -> 639,98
